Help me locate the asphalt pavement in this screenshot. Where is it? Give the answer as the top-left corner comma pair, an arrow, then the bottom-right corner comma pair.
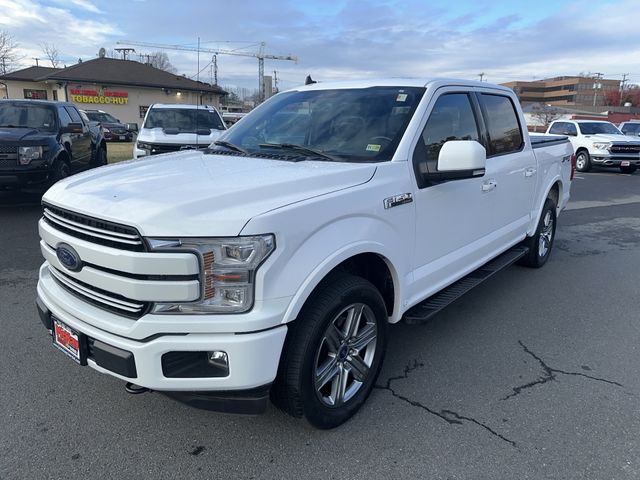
1,167 -> 639,479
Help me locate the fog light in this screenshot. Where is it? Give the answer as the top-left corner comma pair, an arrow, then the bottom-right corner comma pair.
208,351 -> 228,369
161,351 -> 229,378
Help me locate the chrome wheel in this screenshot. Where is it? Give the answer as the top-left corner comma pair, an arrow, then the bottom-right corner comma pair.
314,303 -> 378,407
575,154 -> 586,170
538,209 -> 554,258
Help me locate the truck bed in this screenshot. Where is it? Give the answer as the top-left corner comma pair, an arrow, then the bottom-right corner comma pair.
530,134 -> 570,149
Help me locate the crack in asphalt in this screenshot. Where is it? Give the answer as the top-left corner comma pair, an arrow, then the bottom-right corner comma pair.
374,360 -> 517,448
501,340 -> 623,401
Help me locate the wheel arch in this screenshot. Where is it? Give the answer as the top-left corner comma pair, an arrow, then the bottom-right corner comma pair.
528,179 -> 563,237
281,245 -> 403,326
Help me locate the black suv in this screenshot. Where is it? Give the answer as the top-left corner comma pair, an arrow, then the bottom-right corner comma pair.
0,100 -> 107,189
82,110 -> 133,142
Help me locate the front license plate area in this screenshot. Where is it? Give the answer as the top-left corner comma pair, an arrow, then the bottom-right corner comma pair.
52,318 -> 87,365
621,161 -> 631,166
119,135 -> 125,140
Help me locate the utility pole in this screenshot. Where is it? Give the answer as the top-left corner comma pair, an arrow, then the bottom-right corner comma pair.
213,54 -> 218,85
592,72 -> 603,107
478,72 -> 485,82
620,73 -> 629,106
273,70 -> 278,93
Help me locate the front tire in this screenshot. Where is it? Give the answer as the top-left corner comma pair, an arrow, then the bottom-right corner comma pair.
50,159 -> 70,184
271,273 -> 388,429
575,150 -> 591,172
519,198 -> 557,268
620,165 -> 637,174
91,145 -> 107,166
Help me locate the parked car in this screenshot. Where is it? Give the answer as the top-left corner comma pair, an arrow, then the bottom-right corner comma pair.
82,109 -> 134,142
547,120 -> 640,173
36,78 -> 572,428
134,104 -> 226,158
0,99 -> 107,188
618,121 -> 640,137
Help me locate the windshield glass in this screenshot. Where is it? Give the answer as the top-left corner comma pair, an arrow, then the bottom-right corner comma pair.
215,86 -> 425,162
144,108 -> 225,132
86,112 -> 118,123
578,122 -> 622,135
0,103 -> 56,131
622,123 -> 640,134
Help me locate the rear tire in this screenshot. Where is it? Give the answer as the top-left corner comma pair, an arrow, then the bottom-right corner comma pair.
620,165 -> 637,174
575,150 -> 591,172
519,198 -> 557,268
271,272 -> 388,429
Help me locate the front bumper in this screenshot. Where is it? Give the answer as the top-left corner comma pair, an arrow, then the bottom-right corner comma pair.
590,152 -> 640,167
36,271 -> 288,408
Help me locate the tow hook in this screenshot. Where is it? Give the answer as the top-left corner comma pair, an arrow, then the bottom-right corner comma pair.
125,382 -> 150,394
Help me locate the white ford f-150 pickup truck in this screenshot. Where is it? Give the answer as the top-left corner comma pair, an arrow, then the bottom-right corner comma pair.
36,79 -> 573,428
547,119 -> 640,174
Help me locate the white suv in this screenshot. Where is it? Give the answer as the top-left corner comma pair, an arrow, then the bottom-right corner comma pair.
134,104 -> 226,158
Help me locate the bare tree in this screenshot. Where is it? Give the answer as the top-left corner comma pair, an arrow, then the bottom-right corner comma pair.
0,31 -> 21,74
530,103 -> 563,128
148,51 -> 176,73
40,42 -> 61,68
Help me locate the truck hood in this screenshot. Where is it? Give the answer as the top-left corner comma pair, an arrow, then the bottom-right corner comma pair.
583,134 -> 640,144
0,127 -> 52,143
43,151 -> 377,236
137,127 -> 224,146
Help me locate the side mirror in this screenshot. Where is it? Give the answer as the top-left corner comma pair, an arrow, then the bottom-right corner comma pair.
435,140 -> 486,180
125,122 -> 139,132
61,122 -> 83,134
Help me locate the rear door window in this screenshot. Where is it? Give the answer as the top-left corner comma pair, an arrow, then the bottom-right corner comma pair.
479,94 -> 523,156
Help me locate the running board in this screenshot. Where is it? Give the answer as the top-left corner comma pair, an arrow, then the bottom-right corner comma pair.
402,245 -> 529,324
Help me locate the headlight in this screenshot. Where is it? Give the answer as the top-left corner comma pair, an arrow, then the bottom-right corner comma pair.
102,127 -> 111,133
18,146 -> 43,165
137,142 -> 151,150
592,142 -> 611,151
149,235 -> 275,314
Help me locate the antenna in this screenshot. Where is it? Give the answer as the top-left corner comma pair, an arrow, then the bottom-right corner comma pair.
114,48 -> 135,60
98,47 -> 106,58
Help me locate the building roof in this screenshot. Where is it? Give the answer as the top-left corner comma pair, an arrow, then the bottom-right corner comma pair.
1,57 -> 226,95
0,66 -> 62,81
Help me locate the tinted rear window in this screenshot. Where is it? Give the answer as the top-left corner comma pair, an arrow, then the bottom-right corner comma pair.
480,94 -> 523,155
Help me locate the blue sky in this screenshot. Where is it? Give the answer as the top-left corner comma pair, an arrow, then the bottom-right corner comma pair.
1,0 -> 638,92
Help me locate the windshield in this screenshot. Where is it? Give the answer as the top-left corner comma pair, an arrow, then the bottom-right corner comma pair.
144,108 -> 225,132
578,122 -> 622,135
0,103 -> 56,132
86,112 -> 119,123
215,86 -> 425,162
622,123 -> 640,134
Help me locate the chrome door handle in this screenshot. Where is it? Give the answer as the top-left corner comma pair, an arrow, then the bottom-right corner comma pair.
482,180 -> 497,192
525,167 -> 537,177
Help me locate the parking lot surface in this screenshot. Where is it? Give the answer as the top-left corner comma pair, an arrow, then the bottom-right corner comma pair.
1,168 -> 639,479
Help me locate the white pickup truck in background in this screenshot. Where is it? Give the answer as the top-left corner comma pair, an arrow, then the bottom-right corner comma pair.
36,79 -> 573,428
547,119 -> 640,174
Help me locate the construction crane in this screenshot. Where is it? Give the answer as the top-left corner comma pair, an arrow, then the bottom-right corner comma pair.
116,40 -> 298,102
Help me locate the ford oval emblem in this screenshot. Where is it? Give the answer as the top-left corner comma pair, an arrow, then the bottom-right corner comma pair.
56,243 -> 82,272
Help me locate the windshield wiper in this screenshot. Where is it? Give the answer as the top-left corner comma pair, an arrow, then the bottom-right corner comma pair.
0,124 -> 32,128
213,140 -> 248,154
259,143 -> 338,162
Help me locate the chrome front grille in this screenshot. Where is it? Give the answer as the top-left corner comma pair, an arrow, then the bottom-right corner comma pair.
610,144 -> 640,154
43,204 -> 145,252
49,265 -> 148,318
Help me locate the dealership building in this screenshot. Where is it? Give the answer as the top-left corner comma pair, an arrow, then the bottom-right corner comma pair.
0,57 -> 227,124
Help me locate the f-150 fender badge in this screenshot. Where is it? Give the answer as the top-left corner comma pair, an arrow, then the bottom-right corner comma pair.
383,193 -> 413,209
